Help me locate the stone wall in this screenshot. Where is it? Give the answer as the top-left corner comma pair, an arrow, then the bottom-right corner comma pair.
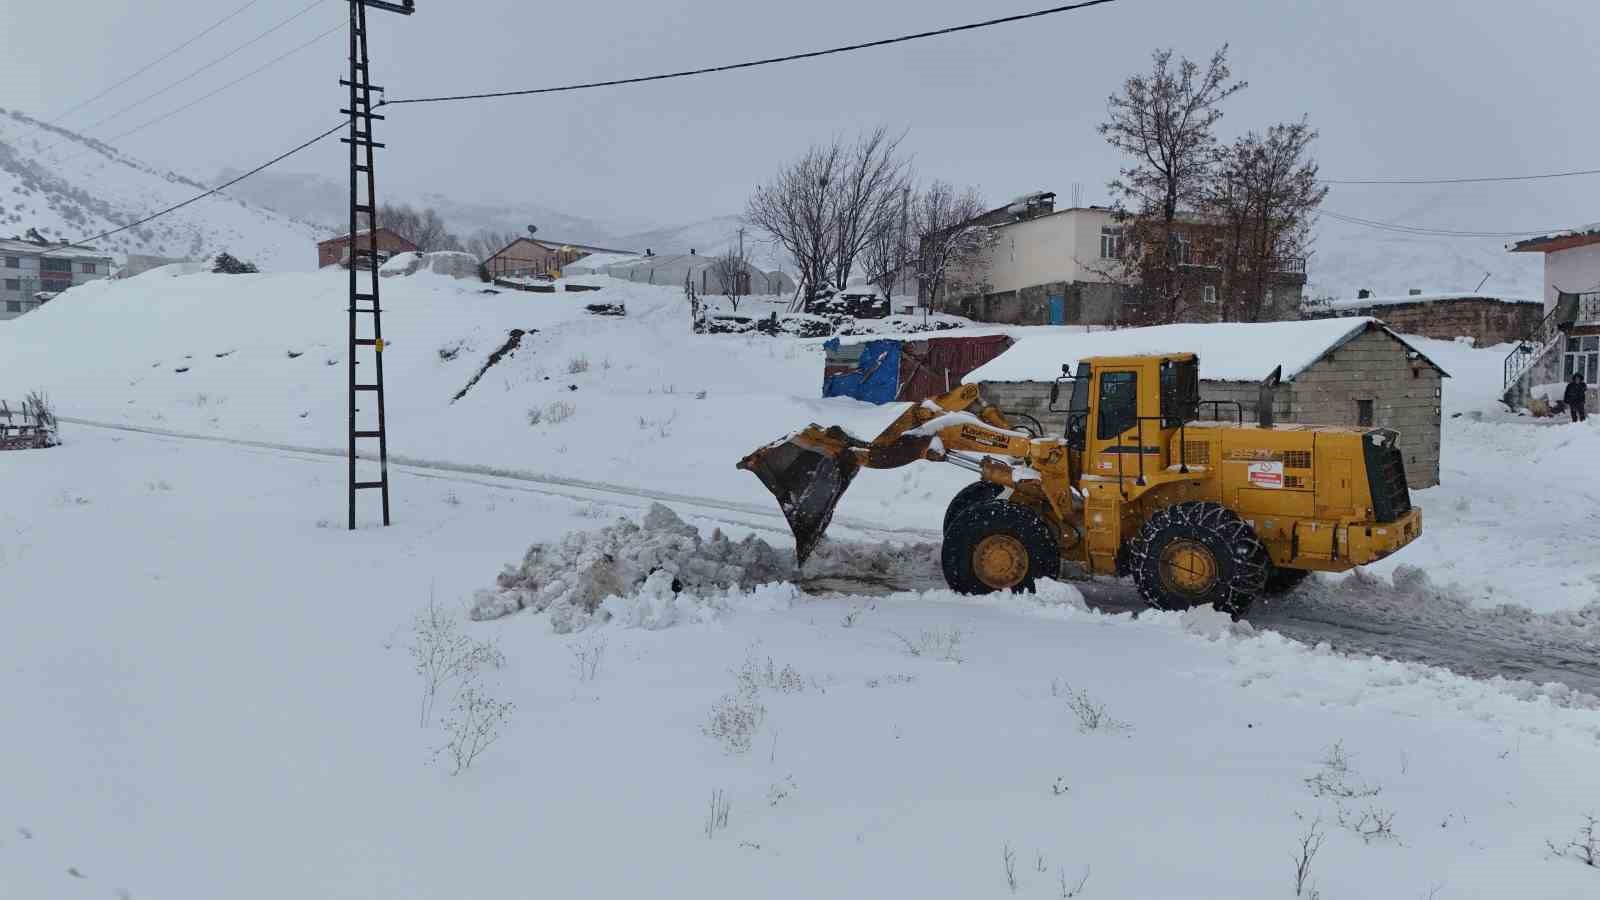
1324,298 -> 1541,347
957,280 -> 1128,326
1287,329 -> 1442,487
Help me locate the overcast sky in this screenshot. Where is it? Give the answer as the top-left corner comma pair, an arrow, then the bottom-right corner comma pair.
4,0 -> 1599,237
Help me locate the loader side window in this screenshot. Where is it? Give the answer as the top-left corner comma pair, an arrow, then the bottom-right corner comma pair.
1065,364 -> 1091,450
1160,358 -> 1200,427
1097,371 -> 1138,440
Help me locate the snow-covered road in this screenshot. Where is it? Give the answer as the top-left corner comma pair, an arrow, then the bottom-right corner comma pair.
64,421 -> 1600,701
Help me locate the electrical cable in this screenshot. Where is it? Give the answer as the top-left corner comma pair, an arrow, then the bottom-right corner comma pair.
48,0 -> 266,124
381,0 -> 1120,106
1318,208 -> 1582,239
41,121 -> 346,256
1321,167 -> 1600,186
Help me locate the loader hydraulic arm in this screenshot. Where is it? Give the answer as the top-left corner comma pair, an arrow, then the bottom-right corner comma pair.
738,384 -> 1064,563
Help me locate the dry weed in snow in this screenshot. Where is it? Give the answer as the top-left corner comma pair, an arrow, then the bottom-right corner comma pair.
1052,680 -> 1131,734
1002,842 -> 1018,893
1547,814 -> 1600,867
704,789 -> 731,838
543,400 -> 576,424
1305,740 -> 1382,799
1337,804 -> 1400,844
892,627 -> 965,663
568,634 -> 607,682
433,684 -> 514,776
409,593 -> 506,726
566,355 -> 589,374
1293,815 -> 1325,898
1057,865 -> 1091,897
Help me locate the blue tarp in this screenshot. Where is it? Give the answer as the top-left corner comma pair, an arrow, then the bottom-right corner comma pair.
822,338 -> 900,403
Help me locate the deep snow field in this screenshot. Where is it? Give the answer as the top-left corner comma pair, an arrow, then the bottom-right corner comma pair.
2,270 -> 1599,898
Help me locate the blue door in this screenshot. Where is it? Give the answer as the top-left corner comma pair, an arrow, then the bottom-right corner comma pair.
1048,294 -> 1066,325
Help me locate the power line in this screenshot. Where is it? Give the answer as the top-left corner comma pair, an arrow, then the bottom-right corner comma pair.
49,0 -> 327,149
1318,208 -> 1579,239
49,22 -> 345,166
1322,167 -> 1600,186
381,0 -> 1120,106
49,0 -> 266,124
42,121 -> 345,256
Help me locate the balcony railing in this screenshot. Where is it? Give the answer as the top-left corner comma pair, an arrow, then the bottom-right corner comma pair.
1176,255 -> 1306,275
1270,256 -> 1307,274
1579,292 -> 1600,325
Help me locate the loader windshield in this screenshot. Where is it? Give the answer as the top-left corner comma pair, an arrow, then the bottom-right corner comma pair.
1064,363 -> 1091,450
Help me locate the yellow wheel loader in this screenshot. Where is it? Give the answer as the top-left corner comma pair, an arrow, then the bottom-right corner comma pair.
739,353 -> 1422,617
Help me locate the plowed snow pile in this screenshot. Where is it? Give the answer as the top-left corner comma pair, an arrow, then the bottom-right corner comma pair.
471,504 -> 938,631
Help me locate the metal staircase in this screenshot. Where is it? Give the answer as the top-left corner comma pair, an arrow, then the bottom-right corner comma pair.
1502,304 -> 1564,404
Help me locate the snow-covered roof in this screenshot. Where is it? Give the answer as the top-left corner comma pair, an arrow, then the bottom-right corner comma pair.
966,318 -> 1447,384
0,238 -> 111,260
563,252 -> 642,272
1507,224 -> 1600,254
1325,292 -> 1542,310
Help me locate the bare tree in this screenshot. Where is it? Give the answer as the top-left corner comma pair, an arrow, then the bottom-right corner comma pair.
863,185 -> 914,300
747,141 -> 842,308
1207,118 -> 1327,322
1100,45 -> 1245,323
827,126 -> 912,292
913,181 -> 993,313
711,234 -> 751,311
373,203 -> 464,252
466,229 -> 521,263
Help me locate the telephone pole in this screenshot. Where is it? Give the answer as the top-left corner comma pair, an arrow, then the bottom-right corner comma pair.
343,0 -> 414,530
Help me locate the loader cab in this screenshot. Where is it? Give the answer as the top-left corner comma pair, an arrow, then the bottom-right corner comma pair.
1054,354 -> 1201,486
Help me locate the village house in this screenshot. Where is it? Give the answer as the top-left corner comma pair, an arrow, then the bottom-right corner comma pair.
1500,227 -> 1600,408
1313,290 -> 1542,348
964,317 -> 1447,487
483,238 -> 636,280
927,191 -> 1309,326
316,228 -> 418,269
0,238 -> 113,321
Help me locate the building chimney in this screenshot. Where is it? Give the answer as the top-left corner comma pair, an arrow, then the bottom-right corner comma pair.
1357,288 -> 1371,299
1408,288 -> 1422,296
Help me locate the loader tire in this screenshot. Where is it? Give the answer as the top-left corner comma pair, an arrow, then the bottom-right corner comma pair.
941,500 -> 1060,595
1128,501 -> 1267,618
943,481 -> 1005,534
1263,566 -> 1312,596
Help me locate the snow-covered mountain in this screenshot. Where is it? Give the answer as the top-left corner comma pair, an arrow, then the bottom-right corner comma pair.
1307,218 -> 1544,301
0,108 -> 322,271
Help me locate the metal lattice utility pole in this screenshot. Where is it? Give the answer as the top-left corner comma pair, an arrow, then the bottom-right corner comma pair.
342,0 -> 413,530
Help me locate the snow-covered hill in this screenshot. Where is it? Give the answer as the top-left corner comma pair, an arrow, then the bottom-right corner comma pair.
0,108 -> 321,270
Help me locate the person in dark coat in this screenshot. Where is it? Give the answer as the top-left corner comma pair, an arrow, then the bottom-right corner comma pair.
1564,372 -> 1588,423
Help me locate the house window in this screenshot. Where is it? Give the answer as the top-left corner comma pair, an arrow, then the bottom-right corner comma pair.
1099,226 -> 1124,260
1202,285 -> 1217,304
40,258 -> 72,273
3,257 -> 17,268
3,279 -> 17,291
79,261 -> 97,274
1357,399 -> 1374,427
1564,336 -> 1600,385
5,300 -> 20,313
1175,235 -> 1193,265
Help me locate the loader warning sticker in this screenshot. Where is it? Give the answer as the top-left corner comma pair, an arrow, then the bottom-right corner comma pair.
1247,461 -> 1284,488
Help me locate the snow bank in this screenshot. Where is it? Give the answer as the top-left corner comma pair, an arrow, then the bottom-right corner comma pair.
1326,292 -> 1541,310
472,503 -> 946,631
966,318 -> 1392,383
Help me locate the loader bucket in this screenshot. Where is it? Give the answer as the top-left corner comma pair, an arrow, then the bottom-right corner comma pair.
738,428 -> 862,565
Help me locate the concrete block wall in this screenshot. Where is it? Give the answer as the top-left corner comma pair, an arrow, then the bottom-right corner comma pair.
1327,298 -> 1541,347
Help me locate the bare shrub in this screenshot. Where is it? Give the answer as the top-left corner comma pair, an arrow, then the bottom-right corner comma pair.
409,591 -> 506,726
1547,814 -> 1599,867
1052,680 -> 1131,734
568,634 -> 607,682
1338,804 -> 1400,844
738,652 -> 807,694
544,400 -> 576,424
891,627 -> 965,663
704,789 -> 731,838
433,685 -> 514,775
766,775 -> 797,807
526,406 -> 543,426
703,678 -> 766,754
841,601 -> 875,627
1293,815 -> 1325,898
438,341 -> 465,362
637,411 -> 677,438
1305,740 -> 1381,799
1003,842 -> 1018,893
566,355 -> 590,375
1058,865 -> 1091,898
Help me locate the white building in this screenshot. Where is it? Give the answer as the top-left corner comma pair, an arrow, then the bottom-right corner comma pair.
1501,227 -> 1600,406
1,238 -> 113,321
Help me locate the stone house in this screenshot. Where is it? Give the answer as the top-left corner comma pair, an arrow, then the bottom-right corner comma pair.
928,191 -> 1308,327
1502,228 -> 1600,409
1312,291 -> 1542,347
1,238 -> 113,320
317,228 -> 417,269
965,317 -> 1448,487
